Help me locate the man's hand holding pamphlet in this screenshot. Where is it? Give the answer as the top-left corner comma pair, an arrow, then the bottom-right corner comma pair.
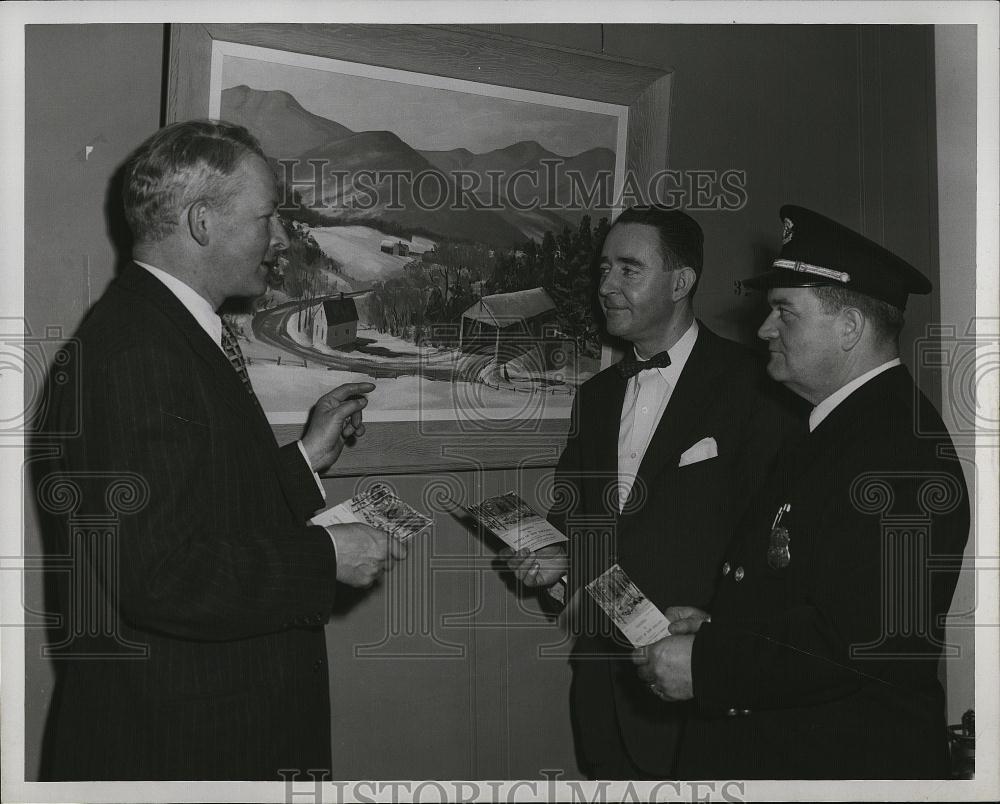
311,482 -> 431,543
461,492 -> 569,603
310,482 -> 429,587
585,564 -> 672,647
466,492 -> 567,552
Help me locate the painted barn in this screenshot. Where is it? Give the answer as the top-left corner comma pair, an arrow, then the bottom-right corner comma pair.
459,287 -> 558,363
313,294 -> 359,349
379,239 -> 410,256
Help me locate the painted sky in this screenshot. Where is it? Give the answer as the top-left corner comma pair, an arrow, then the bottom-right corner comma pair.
221,55 -> 621,157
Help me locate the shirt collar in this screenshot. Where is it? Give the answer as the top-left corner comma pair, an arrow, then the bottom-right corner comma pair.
633,319 -> 699,387
134,261 -> 224,350
808,358 -> 902,431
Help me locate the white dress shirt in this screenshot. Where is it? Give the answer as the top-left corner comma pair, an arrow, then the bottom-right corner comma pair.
808,358 -> 902,432
134,261 -> 326,502
617,319 -> 700,511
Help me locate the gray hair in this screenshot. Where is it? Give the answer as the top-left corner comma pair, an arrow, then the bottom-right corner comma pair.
122,120 -> 265,243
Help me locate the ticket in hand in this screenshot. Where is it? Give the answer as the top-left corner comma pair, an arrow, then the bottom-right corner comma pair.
585,564 -> 672,647
311,482 -> 431,543
465,492 -> 568,552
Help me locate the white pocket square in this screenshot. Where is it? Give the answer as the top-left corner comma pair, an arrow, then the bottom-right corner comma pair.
678,437 -> 718,467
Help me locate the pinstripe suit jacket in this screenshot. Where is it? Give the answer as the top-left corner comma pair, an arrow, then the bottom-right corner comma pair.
44,262 -> 340,780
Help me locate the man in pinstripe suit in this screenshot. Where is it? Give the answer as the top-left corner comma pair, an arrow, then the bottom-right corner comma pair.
43,121 -> 402,780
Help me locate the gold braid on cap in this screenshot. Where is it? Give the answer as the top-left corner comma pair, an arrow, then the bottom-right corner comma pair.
772,258 -> 850,284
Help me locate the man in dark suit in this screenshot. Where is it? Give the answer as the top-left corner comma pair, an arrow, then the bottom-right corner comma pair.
506,206 -> 798,778
43,120 -> 404,780
635,205 -> 970,779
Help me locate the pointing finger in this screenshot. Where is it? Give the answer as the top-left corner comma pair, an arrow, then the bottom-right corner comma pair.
325,382 -> 376,403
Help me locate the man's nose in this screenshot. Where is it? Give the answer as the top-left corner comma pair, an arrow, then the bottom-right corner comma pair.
757,310 -> 778,341
271,215 -> 290,252
597,267 -> 616,296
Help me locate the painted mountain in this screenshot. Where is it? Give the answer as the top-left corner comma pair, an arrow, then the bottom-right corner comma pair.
221,86 -> 615,247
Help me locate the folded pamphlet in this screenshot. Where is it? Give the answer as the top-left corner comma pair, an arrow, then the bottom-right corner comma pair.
585,563 -> 672,647
311,482 -> 431,542
465,492 -> 568,553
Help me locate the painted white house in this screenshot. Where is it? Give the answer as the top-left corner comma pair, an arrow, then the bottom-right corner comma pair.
312,294 -> 360,348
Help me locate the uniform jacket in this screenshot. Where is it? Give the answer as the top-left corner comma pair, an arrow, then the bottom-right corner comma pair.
678,365 -> 970,779
550,323 -> 801,776
43,262 -> 341,780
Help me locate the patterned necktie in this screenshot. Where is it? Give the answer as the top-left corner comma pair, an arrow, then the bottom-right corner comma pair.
617,349 -> 672,379
221,322 -> 265,418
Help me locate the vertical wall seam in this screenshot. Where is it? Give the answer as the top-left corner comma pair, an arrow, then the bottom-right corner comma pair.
857,28 -> 866,229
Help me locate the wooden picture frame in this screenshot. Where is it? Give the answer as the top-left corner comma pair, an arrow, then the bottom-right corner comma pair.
166,23 -> 672,476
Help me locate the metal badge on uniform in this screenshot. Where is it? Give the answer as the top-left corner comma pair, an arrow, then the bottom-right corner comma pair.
766,503 -> 791,570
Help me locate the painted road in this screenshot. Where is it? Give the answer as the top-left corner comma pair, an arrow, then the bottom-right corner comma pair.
251,295 -> 491,382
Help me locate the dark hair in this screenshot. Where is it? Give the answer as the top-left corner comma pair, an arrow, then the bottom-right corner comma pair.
811,285 -> 905,341
611,205 -> 704,296
122,120 -> 265,243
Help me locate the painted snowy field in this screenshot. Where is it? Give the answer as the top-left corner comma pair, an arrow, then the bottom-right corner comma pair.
309,225 -> 435,284
246,325 -> 578,423
251,364 -> 575,423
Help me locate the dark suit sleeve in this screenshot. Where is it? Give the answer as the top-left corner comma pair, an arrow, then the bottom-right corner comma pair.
71,343 -> 339,641
276,441 -> 326,519
547,391 -> 598,601
548,392 -> 584,538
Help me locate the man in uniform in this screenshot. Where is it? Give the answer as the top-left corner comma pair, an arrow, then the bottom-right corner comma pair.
634,205 -> 970,779
506,205 -> 798,778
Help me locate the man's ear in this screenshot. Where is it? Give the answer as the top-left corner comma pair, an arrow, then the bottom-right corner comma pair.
672,267 -> 698,301
187,200 -> 211,247
840,306 -> 865,350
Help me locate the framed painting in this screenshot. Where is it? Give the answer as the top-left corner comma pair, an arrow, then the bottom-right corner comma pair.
167,24 -> 672,474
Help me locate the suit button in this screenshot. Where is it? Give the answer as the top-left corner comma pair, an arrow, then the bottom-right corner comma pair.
312,658 -> 325,672
734,566 -> 745,582
740,708 -> 752,716
721,562 -> 731,577
726,708 -> 738,717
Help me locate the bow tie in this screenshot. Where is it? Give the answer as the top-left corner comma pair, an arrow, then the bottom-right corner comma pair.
617,350 -> 672,379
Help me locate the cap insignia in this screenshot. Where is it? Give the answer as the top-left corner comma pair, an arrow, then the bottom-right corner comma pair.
781,217 -> 795,245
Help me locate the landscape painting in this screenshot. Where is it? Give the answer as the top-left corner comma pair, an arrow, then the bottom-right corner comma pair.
208,41 -> 628,423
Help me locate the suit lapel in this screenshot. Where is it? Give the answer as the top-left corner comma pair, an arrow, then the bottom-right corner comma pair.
119,262 -> 276,440
120,263 -> 321,521
625,324 -> 728,508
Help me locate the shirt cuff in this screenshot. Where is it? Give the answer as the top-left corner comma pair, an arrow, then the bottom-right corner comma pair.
297,440 -> 327,502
